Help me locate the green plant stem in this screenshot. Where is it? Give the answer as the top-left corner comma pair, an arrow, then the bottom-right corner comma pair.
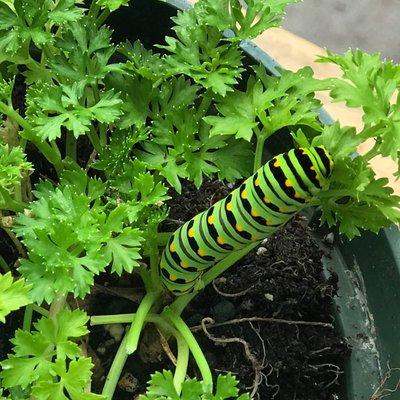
88,126 -> 102,153
0,101 -> 63,174
174,331 -> 189,394
65,134 -> 77,161
97,9 -> 110,26
170,242 -> 259,315
253,131 -> 266,172
102,328 -> 129,400
196,89 -> 213,119
49,294 -> 67,320
2,227 -> 26,258
91,313 -> 137,325
149,244 -> 162,292
0,254 -> 10,272
125,291 -> 161,354
32,304 -> 49,317
22,304 -> 33,331
164,307 -> 213,393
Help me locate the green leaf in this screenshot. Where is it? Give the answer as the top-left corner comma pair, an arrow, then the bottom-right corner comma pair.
32,358 -> 105,400
102,227 -> 144,275
206,66 -> 322,142
0,273 -> 31,323
0,309 -> 91,390
26,82 -> 122,140
160,8 -> 244,96
0,143 -> 32,198
96,0 -> 129,11
49,18 -> 122,86
139,371 -> 249,400
195,0 -> 299,40
317,49 -> 400,160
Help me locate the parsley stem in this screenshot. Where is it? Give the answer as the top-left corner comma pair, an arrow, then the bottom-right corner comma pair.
253,134 -> 266,172
196,89 -> 213,119
102,328 -> 129,400
0,101 -> 63,174
125,291 -> 160,354
31,304 -> 49,317
0,254 -> 10,273
22,304 -> 33,331
49,294 -> 67,320
88,126 -> 102,153
174,331 -> 189,394
164,307 -> 213,393
97,9 -> 110,27
65,134 -> 77,161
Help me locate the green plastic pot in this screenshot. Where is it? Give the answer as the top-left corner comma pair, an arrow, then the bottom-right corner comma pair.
108,1 -> 400,398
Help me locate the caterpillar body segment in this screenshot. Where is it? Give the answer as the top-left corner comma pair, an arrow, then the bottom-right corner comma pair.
160,146 -> 333,295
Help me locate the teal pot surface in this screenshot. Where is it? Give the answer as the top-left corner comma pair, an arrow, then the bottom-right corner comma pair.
107,1 -> 400,398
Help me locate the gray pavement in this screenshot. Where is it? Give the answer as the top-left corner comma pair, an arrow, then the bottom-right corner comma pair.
282,0 -> 400,61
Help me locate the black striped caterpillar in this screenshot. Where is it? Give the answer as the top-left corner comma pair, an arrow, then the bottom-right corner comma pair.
160,146 -> 333,295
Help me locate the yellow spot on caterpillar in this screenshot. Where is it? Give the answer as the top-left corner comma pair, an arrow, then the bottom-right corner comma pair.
226,202 -> 233,211
170,274 -> 177,281
207,215 -> 215,224
285,179 -> 293,187
170,242 -> 176,252
263,196 -> 271,203
217,236 -> 225,245
241,190 -> 248,199
198,249 -> 206,257
273,159 -> 281,168
251,209 -> 259,217
294,192 -> 302,199
180,261 -> 189,268
310,166 -> 315,171
279,207 -> 287,213
188,228 -> 195,237
235,224 -> 243,232
255,178 -> 260,186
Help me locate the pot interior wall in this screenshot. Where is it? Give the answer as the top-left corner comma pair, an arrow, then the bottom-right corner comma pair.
107,1 -> 400,398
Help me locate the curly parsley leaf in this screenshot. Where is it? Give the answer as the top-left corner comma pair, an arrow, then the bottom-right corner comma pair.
26,82 -> 122,140
195,0 -> 299,41
96,0 -> 129,11
0,143 -> 32,196
49,18 -> 123,86
205,66 -> 323,141
0,0 -> 84,56
160,8 -> 243,96
14,170 -> 143,303
0,309 -> 102,399
139,370 -> 249,400
32,358 -> 104,400
0,273 -> 31,323
317,49 -> 400,160
312,124 -> 400,238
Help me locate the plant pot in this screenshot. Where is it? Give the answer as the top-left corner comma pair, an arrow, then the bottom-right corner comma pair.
107,1 -> 400,399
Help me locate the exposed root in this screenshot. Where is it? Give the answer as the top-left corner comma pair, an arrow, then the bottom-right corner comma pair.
201,317 -> 263,399
156,327 -> 177,366
212,278 -> 255,298
190,316 -> 334,333
370,367 -> 400,399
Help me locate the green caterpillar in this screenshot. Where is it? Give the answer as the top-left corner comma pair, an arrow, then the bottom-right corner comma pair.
160,146 -> 333,295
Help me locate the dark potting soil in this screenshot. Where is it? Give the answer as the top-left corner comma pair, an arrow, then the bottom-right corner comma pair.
85,180 -> 349,400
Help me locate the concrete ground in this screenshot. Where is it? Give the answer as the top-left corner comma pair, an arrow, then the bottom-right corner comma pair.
282,0 -> 400,62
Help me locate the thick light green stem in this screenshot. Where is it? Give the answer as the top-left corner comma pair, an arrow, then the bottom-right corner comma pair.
125,291 -> 160,354
174,332 -> 189,394
49,294 -> 67,320
164,308 -> 213,393
102,329 -> 129,400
